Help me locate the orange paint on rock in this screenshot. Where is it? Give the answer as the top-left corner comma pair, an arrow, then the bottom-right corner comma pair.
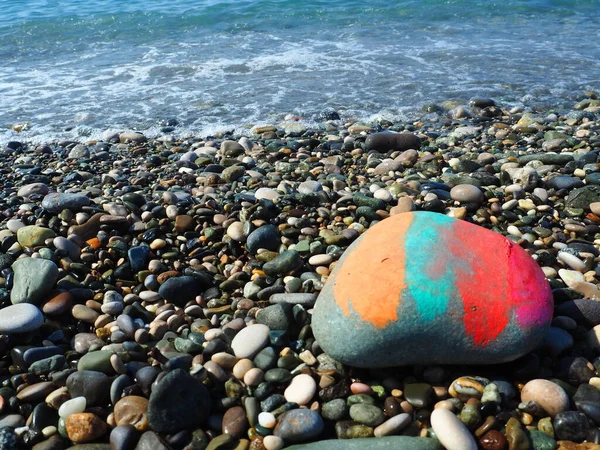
333,214 -> 411,328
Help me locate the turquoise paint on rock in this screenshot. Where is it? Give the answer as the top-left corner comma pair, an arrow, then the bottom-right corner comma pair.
405,213 -> 455,322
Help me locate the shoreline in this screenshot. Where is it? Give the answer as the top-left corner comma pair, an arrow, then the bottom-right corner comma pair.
0,95 -> 600,448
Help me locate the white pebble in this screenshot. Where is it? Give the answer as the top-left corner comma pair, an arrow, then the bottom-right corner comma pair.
374,412 -> 411,437
558,251 -> 586,272
284,374 -> 317,406
263,435 -> 284,450
58,396 -> 86,419
258,412 -> 277,428
431,408 -> 477,450
506,225 -> 522,237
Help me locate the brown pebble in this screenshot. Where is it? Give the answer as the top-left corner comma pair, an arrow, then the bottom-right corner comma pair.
113,396 -> 149,431
66,412 -> 108,443
475,416 -> 497,437
175,215 -> 195,233
383,397 -> 401,417
480,430 -> 508,450
157,270 -> 180,284
223,406 -> 249,439
42,291 -> 73,315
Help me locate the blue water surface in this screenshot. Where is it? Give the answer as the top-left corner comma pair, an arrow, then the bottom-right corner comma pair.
1,0 -> 599,142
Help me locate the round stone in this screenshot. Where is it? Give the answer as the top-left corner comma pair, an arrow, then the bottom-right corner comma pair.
284,374 -> 317,406
274,409 -> 324,444
114,396 -> 149,431
312,211 -> 553,367
450,184 -> 485,204
0,303 -> 44,334
521,379 -> 569,416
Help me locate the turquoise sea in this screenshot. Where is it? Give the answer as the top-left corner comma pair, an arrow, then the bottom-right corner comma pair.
1,0 -> 599,142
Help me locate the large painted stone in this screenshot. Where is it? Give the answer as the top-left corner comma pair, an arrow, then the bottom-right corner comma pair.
312,211 -> 553,367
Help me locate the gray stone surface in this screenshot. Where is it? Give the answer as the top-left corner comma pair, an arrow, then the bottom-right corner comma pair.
11,258 -> 58,305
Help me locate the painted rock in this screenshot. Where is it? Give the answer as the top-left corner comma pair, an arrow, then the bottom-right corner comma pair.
312,211 -> 553,367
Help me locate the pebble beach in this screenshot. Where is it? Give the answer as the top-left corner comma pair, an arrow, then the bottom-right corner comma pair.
1,96 -> 600,450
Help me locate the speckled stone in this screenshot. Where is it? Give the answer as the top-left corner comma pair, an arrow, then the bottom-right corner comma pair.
274,409 -> 324,444
11,257 -> 58,305
313,211 -> 553,367
65,413 -> 108,443
17,225 -> 56,248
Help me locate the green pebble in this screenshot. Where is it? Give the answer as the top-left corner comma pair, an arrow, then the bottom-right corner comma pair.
77,351 -> 113,374
459,404 -> 482,430
537,417 -> 554,437
347,394 -> 376,406
349,404 -> 385,427
529,430 -> 557,450
322,399 -> 348,421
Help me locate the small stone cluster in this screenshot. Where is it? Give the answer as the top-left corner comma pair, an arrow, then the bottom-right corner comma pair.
0,96 -> 598,450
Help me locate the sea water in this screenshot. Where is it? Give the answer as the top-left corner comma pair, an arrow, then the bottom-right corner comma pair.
1,0 -> 599,142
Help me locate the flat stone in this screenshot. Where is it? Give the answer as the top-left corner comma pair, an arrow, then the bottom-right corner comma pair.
269,293 -> 317,306
263,250 -> 303,276
313,211 -> 553,367
0,303 -> 44,334
147,369 -> 210,434
42,193 -> 90,212
274,409 -> 324,444
566,186 -> 600,210
556,300 -> 600,327
285,436 -> 442,449
11,257 -> 58,305
231,324 -> 270,358
77,351 -> 113,374
66,371 -> 111,406
365,132 -> 421,153
18,182 -> 49,198
17,225 -> 56,248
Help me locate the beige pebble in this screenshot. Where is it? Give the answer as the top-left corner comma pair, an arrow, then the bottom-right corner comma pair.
244,368 -> 264,387
233,359 -> 254,380
521,379 -> 569,416
212,352 -> 238,370
430,408 -> 477,450
284,374 -> 317,406
374,413 -> 411,437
